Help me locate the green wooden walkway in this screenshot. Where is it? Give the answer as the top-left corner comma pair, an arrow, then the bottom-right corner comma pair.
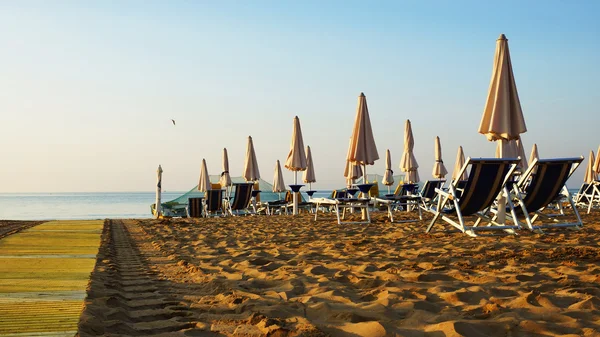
0,220 -> 103,336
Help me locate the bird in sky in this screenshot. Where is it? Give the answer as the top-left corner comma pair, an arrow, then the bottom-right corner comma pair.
171,119 -> 176,126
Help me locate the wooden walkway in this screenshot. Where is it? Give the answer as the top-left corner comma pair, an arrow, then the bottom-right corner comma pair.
0,220 -> 103,337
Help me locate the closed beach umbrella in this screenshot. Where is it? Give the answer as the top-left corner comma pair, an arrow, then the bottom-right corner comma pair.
303,145 -> 316,190
495,139 -> 518,158
478,34 -> 527,143
516,138 -> 527,170
452,146 -> 468,181
285,116 -> 307,215
594,145 -> 600,175
528,143 -> 539,166
198,159 -> 211,193
400,119 -> 419,183
344,138 -> 362,185
584,151 -> 596,184
243,136 -> 260,182
272,160 -> 286,194
382,149 -> 394,194
219,148 -> 232,188
154,165 -> 162,219
348,92 -> 379,180
432,136 -> 448,179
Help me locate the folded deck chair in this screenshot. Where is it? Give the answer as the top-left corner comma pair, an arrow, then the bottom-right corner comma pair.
187,197 -> 203,218
227,183 -> 255,216
203,189 -> 225,217
426,158 -> 520,236
311,188 -> 371,224
511,157 -> 584,231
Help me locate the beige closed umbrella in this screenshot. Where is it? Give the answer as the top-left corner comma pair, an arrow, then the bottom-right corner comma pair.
285,116 -> 307,215
528,143 -> 539,167
452,146 -> 468,181
584,150 -> 597,184
272,160 -> 286,196
516,138 -> 527,170
432,136 -> 448,179
154,165 -> 163,219
344,137 -> 362,186
479,34 -> 527,225
348,92 -> 379,182
400,119 -> 419,183
220,148 -> 232,189
243,136 -> 260,182
478,34 -> 527,143
382,149 -> 394,194
594,145 -> 600,176
198,159 -> 211,193
303,145 -> 316,191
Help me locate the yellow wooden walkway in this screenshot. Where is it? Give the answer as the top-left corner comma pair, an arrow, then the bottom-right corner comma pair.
0,220 -> 103,337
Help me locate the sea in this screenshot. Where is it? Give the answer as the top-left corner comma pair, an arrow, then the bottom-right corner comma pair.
0,191 -> 334,220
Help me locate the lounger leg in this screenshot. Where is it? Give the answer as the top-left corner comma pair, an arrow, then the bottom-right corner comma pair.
335,204 -> 342,225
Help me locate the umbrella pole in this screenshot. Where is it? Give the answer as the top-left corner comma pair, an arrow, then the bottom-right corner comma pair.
293,172 -> 298,215
362,164 -> 367,220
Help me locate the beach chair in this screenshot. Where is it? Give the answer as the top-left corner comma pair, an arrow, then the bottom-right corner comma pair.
264,191 -> 292,215
375,183 -> 422,222
574,182 -> 600,214
203,189 -> 225,217
510,157 -> 584,231
311,187 -> 372,224
226,183 -> 255,216
187,197 -> 203,218
419,180 -> 446,211
426,158 -> 520,236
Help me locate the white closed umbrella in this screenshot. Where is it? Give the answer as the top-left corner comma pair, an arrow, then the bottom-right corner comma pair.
584,150 -> 597,184
528,143 -> 539,167
594,145 -> 600,176
154,165 -> 162,219
198,159 -> 211,193
303,145 -> 316,190
285,116 -> 307,215
400,119 -> 419,183
382,149 -> 394,194
344,137 -> 362,186
452,146 -> 468,181
348,93 -> 379,180
243,136 -> 260,182
272,160 -> 286,197
432,136 -> 448,179
220,148 -> 232,188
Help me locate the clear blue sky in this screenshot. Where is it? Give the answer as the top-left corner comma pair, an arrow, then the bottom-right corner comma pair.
1,1 -> 598,192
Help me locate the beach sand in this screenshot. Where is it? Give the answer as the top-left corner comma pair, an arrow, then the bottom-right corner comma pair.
78,211 -> 600,336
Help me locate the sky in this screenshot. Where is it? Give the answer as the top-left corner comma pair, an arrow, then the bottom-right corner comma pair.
1,0 -> 599,192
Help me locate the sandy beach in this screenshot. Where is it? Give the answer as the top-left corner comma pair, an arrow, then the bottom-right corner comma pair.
76,211 -> 600,337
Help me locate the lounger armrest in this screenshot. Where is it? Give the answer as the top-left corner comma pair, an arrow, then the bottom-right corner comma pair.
435,188 -> 454,200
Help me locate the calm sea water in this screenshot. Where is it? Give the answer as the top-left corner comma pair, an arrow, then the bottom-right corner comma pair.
0,191 -> 334,220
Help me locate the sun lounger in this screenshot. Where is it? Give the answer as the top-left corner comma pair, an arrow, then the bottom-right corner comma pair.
187,197 -> 203,218
574,181 -> 600,214
226,183 -> 255,216
419,180 -> 446,211
203,189 -> 225,217
510,157 -> 584,231
426,158 -> 520,236
311,186 -> 373,224
375,183 -> 422,222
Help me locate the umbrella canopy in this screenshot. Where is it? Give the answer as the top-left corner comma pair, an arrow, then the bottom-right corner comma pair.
344,138 -> 363,182
584,150 -> 597,184
478,34 -> 527,142
516,138 -> 527,169
154,165 -> 163,219
348,92 -> 379,167
594,145 -> 600,175
272,160 -> 286,193
452,146 -> 468,181
285,116 -> 307,171
382,149 -> 394,186
400,119 -> 419,183
303,145 -> 316,184
528,143 -> 539,166
198,159 -> 211,192
243,136 -> 260,182
432,136 -> 448,179
220,148 -> 232,187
